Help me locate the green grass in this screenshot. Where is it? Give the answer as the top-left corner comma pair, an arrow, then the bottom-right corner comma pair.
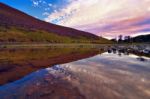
0,26 -> 112,44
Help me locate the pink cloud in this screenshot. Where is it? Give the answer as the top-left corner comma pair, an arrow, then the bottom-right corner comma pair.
45,0 -> 150,38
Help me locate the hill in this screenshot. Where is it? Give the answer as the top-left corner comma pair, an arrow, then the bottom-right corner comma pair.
132,34 -> 150,43
0,3 -> 111,43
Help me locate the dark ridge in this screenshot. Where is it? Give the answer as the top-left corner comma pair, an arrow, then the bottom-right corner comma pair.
132,34 -> 150,43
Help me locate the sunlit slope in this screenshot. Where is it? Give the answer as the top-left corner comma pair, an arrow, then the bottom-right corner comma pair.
0,3 -> 111,43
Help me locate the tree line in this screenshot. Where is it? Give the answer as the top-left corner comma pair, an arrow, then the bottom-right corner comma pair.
111,34 -> 150,43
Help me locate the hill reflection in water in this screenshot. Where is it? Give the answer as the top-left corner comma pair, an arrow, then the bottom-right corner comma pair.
0,47 -> 101,85
0,47 -> 150,99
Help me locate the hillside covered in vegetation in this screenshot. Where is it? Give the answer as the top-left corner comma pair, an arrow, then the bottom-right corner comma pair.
0,3 -> 111,44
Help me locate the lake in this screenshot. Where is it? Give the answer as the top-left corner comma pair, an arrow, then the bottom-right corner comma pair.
0,46 -> 149,99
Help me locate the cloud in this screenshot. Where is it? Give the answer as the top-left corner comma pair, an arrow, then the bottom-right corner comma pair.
31,0 -> 46,7
44,8 -> 50,11
42,12 -> 49,16
48,3 -> 53,7
32,1 -> 39,7
44,0 -> 150,38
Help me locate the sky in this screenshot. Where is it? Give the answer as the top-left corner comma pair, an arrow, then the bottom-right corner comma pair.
0,0 -> 150,39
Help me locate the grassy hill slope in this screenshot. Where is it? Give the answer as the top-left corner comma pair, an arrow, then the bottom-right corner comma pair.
0,3 -> 111,44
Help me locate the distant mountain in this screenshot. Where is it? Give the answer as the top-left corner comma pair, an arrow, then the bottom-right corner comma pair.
0,3 -> 111,43
131,34 -> 150,43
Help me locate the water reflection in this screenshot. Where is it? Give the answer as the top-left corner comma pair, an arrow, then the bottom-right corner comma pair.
0,46 -> 150,99
0,48 -> 149,99
44,53 -> 150,99
0,47 -> 100,85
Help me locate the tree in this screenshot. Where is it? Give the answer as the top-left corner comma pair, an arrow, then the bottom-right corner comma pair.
118,35 -> 123,43
124,36 -> 131,43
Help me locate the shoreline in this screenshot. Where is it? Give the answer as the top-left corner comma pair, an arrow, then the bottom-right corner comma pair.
0,43 -> 149,47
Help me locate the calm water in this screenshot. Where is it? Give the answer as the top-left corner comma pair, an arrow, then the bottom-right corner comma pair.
0,47 -> 150,99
